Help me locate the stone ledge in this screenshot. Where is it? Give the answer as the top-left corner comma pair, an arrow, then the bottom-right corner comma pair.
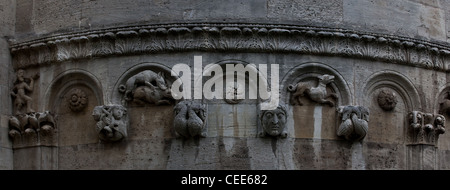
8,23 -> 450,71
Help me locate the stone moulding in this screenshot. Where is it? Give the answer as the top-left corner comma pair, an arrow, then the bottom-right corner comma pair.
9,23 -> 450,71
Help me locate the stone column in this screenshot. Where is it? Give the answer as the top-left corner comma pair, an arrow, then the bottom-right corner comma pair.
407,145 -> 437,170
406,111 -> 445,170
0,0 -> 16,170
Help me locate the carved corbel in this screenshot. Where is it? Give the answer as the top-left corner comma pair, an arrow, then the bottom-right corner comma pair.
173,100 -> 208,138
8,111 -> 56,141
408,111 -> 445,146
258,103 -> 288,138
92,105 -> 128,142
337,105 -> 370,141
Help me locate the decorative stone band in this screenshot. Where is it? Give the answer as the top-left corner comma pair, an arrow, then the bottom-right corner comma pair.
9,23 -> 450,71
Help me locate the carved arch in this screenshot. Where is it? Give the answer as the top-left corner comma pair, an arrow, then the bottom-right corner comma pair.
362,70 -> 421,144
44,69 -> 104,111
44,69 -> 104,144
198,59 -> 270,104
362,70 -> 421,112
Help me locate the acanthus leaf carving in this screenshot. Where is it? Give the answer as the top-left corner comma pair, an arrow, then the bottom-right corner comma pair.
408,111 -> 445,146
8,111 -> 57,146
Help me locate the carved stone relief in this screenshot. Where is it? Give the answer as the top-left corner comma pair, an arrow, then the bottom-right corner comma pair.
11,69 -> 39,115
337,106 -> 370,141
439,91 -> 450,117
92,105 -> 128,142
377,89 -> 398,111
9,24 -> 450,72
408,111 -> 445,146
67,88 -> 88,112
259,103 -> 288,138
8,111 -> 56,143
173,100 -> 207,138
118,70 -> 174,106
224,81 -> 244,104
287,74 -> 338,107
8,69 -> 57,146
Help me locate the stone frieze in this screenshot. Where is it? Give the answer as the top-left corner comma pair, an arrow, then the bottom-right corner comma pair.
8,23 -> 450,71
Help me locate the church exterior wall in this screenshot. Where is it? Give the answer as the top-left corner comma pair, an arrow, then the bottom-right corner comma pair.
3,0 -> 450,170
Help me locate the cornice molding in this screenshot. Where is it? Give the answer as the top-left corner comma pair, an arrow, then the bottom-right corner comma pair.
9,23 -> 450,71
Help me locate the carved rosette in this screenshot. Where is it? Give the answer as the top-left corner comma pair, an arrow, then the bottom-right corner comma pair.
67,88 -> 88,112
408,111 -> 445,146
173,100 -> 207,138
92,105 -> 128,142
377,89 -> 397,111
337,105 -> 370,141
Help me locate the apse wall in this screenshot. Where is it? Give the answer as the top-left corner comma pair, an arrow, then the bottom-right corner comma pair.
3,0 -> 450,170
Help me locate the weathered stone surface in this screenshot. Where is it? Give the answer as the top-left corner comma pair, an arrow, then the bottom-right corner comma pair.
0,0 -> 15,170
3,0 -> 450,171
13,146 -> 57,170
58,139 -> 171,170
343,0 -> 446,41
0,146 -> 13,170
268,0 -> 343,25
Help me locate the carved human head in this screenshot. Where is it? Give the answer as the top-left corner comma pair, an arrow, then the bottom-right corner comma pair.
260,103 -> 288,137
112,106 -> 126,120
17,69 -> 25,81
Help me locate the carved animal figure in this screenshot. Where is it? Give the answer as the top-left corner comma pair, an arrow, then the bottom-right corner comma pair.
123,70 -> 173,105
173,100 -> 207,138
287,74 -> 338,107
337,106 -> 369,141
132,83 -> 172,105
439,91 -> 450,116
